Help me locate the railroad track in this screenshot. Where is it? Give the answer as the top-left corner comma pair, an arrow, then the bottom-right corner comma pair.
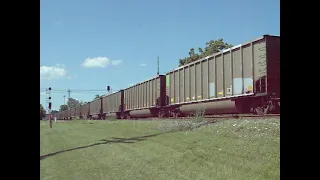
128,113 -> 280,121
54,114 -> 280,121
207,114 -> 280,118
172,114 -> 279,119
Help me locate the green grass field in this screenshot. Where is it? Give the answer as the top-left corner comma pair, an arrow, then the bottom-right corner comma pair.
40,117 -> 280,180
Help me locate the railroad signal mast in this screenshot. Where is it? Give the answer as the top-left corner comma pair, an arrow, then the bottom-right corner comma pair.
106,86 -> 111,95
46,87 -> 52,128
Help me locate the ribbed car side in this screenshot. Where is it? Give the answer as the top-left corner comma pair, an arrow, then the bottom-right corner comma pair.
164,35 -> 280,117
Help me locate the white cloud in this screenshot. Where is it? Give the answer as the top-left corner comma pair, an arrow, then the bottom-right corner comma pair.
40,64 -> 67,80
81,57 -> 122,68
140,63 -> 146,67
40,92 -> 46,96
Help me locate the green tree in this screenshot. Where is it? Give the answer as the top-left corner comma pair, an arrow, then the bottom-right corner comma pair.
40,104 -> 46,120
178,38 -> 233,66
67,98 -> 80,108
51,110 -> 59,114
94,94 -> 100,100
198,47 -> 203,54
59,104 -> 68,112
79,100 -> 85,105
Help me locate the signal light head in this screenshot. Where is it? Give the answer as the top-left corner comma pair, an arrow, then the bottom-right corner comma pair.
48,87 -> 51,90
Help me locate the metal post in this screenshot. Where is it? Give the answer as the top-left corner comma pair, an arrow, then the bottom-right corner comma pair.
157,56 -> 160,76
49,114 -> 52,128
47,87 -> 52,128
67,89 -> 71,99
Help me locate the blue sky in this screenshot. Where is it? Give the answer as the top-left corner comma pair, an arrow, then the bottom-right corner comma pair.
40,0 -> 280,111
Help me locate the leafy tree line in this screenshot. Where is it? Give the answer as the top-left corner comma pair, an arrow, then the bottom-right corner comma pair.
40,104 -> 59,119
40,104 -> 46,120
178,38 -> 233,66
58,94 -> 102,112
59,98 -> 85,112
58,95 -> 103,112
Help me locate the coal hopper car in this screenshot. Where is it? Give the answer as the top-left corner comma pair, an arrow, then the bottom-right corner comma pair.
122,75 -> 167,119
164,34 -> 280,117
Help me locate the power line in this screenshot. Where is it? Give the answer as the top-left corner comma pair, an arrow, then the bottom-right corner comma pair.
40,90 -> 121,94
40,87 -> 120,95
40,88 -> 110,105
40,87 -> 120,109
40,89 -> 108,96
40,88 -> 107,91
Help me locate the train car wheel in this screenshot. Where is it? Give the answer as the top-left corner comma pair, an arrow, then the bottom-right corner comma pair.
254,107 -> 265,115
120,114 -> 126,119
158,112 -> 164,118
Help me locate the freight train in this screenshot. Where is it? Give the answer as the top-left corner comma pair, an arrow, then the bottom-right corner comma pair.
55,34 -> 280,120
